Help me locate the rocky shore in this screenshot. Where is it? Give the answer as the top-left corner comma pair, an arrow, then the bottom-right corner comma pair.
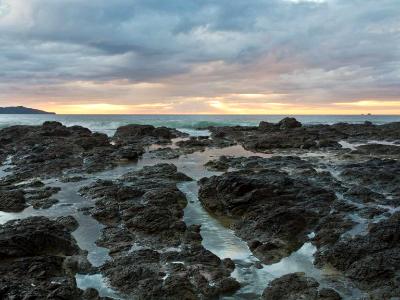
0,118 -> 399,299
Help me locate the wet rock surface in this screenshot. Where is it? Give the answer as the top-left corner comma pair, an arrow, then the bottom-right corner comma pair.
0,189 -> 26,212
1,118 -> 400,299
339,158 -> 400,200
199,159 -> 337,264
176,136 -> 235,153
262,272 -> 341,300
208,118 -> 400,151
0,216 -> 100,299
200,124 -> 400,298
0,122 -> 182,181
113,124 -> 187,147
80,163 -> 240,299
315,213 -> 400,299
351,143 -> 400,155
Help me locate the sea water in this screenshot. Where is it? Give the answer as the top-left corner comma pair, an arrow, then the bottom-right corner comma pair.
0,114 -> 399,136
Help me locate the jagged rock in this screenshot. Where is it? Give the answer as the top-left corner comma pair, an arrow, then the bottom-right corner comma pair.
208,118 -> 400,151
315,212 -> 400,299
0,122 -> 184,180
199,167 -> 336,263
0,216 -> 92,299
81,163 -> 239,298
278,117 -> 302,129
352,143 -> 400,155
0,189 -> 26,212
262,273 -> 341,300
339,158 -> 400,200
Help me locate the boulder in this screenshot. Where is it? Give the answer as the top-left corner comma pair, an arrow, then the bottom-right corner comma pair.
262,273 -> 341,300
0,189 -> 26,212
278,117 -> 302,129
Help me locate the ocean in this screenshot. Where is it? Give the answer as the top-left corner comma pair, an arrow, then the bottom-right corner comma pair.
0,114 -> 399,136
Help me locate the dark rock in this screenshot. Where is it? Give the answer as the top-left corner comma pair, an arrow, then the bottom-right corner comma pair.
343,186 -> 386,204
313,214 -> 355,248
316,212 -> 400,298
175,136 -> 235,153
113,124 -> 185,147
0,122 -> 184,180
199,166 -> 336,263
57,215 -> 80,231
81,163 -> 239,298
352,143 -> 400,155
278,117 -> 302,129
339,158 -> 400,200
208,118 -> 400,151
114,124 -> 155,139
258,121 -> 276,131
0,216 -> 91,299
262,273 -> 341,300
148,147 -> 182,159
0,189 -> 26,212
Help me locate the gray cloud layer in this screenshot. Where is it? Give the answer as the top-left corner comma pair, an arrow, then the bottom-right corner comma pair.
0,0 -> 399,111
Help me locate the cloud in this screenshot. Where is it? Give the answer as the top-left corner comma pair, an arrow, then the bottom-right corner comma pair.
0,0 -> 399,113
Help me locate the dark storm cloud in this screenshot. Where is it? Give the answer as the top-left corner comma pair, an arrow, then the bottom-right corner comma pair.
0,0 -> 399,109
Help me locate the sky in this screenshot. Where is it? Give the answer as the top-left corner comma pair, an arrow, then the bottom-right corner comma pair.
0,0 -> 399,114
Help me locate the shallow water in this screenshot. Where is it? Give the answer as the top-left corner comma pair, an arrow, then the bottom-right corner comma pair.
134,142 -> 364,299
179,181 -> 322,299
0,132 -> 374,299
339,140 -> 400,150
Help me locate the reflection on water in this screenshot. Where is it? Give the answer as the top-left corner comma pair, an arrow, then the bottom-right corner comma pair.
179,181 -> 323,298
0,175 -> 117,297
0,135 -> 367,299
76,274 -> 120,299
182,198 -> 362,298
339,139 -> 400,150
136,142 -> 360,298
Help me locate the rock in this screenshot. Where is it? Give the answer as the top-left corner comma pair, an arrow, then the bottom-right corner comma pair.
343,186 -> 386,204
352,143 -> 400,155
81,163 -> 239,298
74,132 -> 110,150
204,156 -> 230,171
313,214 -> 355,248
175,136 -> 234,153
114,124 -> 156,139
339,158 -> 400,200
114,146 -> 143,160
258,121 -> 276,131
208,118 -> 400,151
0,216 -> 91,299
113,124 -> 185,147
315,212 -> 400,298
318,288 -> 342,300
0,122 -> 185,180
262,273 -> 341,300
24,185 -> 61,209
57,215 -> 80,231
82,288 -> 100,299
0,122 -> 113,178
199,165 -> 336,263
278,117 -> 302,129
148,147 -> 182,159
0,189 -> 26,212
205,155 -> 314,173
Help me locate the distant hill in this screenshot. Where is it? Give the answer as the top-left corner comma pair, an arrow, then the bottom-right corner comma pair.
0,106 -> 55,114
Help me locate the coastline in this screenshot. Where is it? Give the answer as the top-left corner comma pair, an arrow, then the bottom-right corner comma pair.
0,118 -> 399,299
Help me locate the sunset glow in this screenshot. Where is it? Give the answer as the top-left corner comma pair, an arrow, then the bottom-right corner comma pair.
0,0 -> 399,114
